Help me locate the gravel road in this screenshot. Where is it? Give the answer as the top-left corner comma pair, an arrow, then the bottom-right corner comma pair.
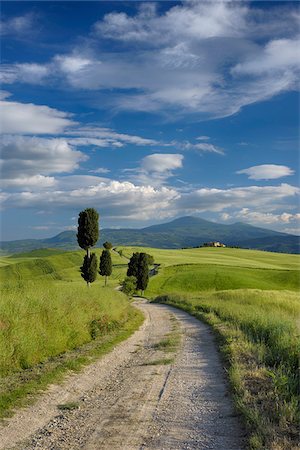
0,299 -> 245,450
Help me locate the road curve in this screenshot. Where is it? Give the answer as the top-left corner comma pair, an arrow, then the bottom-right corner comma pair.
1,299 -> 245,450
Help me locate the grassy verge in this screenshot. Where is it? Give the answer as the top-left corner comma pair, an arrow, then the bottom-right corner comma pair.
153,290 -> 299,450
0,304 -> 143,419
0,279 -> 144,418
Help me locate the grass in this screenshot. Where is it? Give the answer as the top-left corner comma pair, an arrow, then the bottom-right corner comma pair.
123,245 -> 300,449
0,248 -> 143,417
1,244 -> 299,448
146,264 -> 299,295
142,357 -> 174,366
117,246 -> 300,270
151,290 -> 299,449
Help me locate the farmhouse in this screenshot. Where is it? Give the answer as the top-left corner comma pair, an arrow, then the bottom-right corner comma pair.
203,241 -> 226,247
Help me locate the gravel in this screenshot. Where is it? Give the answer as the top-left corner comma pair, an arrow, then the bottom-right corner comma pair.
0,299 -> 245,450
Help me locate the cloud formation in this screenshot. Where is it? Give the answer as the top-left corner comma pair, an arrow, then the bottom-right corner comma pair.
237,164 -> 294,180
0,98 -> 75,134
1,2 -> 299,119
1,135 -> 87,188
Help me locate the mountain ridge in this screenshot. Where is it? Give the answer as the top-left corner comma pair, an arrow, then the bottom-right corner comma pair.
1,216 -> 299,254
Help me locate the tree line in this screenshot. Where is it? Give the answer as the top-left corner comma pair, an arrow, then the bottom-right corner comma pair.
76,207 -> 151,294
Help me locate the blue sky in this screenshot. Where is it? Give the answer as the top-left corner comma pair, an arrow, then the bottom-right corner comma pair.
1,1 -> 299,240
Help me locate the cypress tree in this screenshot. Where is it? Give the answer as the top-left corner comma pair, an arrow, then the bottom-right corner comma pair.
80,253 -> 98,285
99,249 -> 112,286
127,252 -> 140,278
136,253 -> 149,295
103,241 -> 113,250
77,208 -> 99,257
77,208 -> 99,286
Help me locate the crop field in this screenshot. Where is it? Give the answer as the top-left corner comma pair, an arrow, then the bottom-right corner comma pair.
120,246 -> 299,450
0,248 -> 142,417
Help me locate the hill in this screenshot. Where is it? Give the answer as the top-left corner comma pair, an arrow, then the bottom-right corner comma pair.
1,216 -> 299,254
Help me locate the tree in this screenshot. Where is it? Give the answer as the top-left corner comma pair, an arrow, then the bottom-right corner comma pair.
77,208 -> 99,286
136,253 -> 149,295
80,253 -> 98,285
103,241 -> 113,250
99,249 -> 112,286
121,276 -> 137,296
146,253 -> 154,266
127,252 -> 140,278
77,208 -> 99,257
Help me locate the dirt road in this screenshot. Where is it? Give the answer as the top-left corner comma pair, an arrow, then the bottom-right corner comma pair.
1,300 -> 245,450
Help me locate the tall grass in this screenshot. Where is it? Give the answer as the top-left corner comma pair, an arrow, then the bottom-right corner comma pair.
0,281 -> 132,376
154,290 -> 299,449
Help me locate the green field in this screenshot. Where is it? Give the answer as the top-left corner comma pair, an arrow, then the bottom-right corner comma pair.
0,248 -> 142,417
1,246 -> 299,448
120,246 -> 298,450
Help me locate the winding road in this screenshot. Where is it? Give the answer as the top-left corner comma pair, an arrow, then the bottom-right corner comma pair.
1,300 -> 245,450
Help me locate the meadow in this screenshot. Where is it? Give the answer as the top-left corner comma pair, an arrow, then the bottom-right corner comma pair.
118,246 -> 299,450
0,248 -> 142,417
1,245 -> 299,449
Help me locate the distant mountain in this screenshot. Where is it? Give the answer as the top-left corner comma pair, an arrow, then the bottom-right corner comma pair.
1,216 -> 299,254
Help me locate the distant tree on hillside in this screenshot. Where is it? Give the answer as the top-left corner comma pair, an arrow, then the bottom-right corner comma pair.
99,249 -> 112,286
77,208 -> 99,286
80,253 -> 98,285
103,241 -> 113,250
127,252 -> 140,278
136,253 -> 149,295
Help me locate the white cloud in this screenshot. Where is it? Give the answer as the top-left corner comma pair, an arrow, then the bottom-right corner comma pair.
141,153 -> 183,173
220,208 -> 300,227
232,37 -> 300,76
89,167 -> 110,174
129,153 -> 184,186
0,13 -> 35,36
175,183 -> 299,214
94,2 -> 247,43
237,164 -> 294,180
1,136 -> 87,188
0,98 -> 75,134
196,136 -> 210,141
1,175 -> 56,189
180,141 -> 224,155
0,63 -> 49,84
3,180 -> 179,221
2,3 -> 299,119
66,127 -> 159,147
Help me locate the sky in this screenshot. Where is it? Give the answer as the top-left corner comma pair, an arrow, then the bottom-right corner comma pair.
0,0 -> 299,240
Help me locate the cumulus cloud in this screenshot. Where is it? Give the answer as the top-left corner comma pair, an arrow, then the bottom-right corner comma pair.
3,180 -> 179,221
1,136 -> 87,188
175,183 -> 299,214
141,154 -> 183,173
237,164 -> 294,180
220,208 -> 300,228
127,153 -> 184,186
0,98 -> 75,134
1,181 -> 298,227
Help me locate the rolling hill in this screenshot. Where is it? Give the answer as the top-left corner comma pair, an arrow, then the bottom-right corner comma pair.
1,216 -> 299,254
